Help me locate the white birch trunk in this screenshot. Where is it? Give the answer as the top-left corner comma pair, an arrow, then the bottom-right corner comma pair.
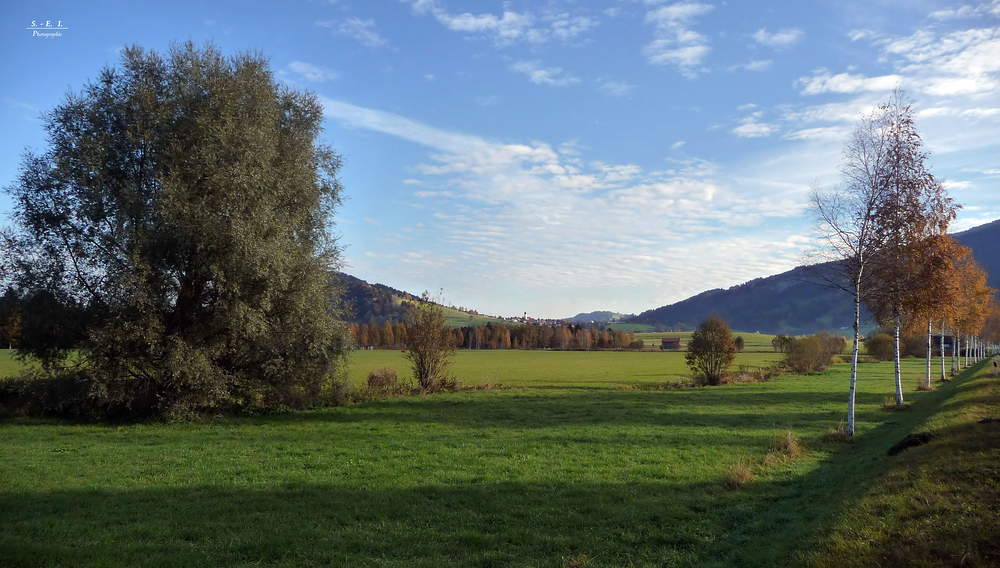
954,333 -> 960,373
940,320 -> 946,382
925,318 -> 931,389
848,279 -> 861,438
893,305 -> 903,404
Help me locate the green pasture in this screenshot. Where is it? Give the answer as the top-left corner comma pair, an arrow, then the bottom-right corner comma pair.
634,331 -> 780,352
440,306 -> 507,328
0,349 -> 23,377
604,322 -> 655,332
3,346 -> 991,567
347,348 -> 781,387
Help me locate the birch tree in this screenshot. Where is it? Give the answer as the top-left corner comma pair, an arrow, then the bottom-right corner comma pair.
809,105 -> 894,437
864,90 -> 958,403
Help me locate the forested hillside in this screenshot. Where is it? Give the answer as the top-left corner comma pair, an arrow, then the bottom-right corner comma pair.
629,219 -> 1000,335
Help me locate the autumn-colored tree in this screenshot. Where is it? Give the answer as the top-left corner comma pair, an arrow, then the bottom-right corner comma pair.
949,256 -> 994,370
863,89 -> 958,403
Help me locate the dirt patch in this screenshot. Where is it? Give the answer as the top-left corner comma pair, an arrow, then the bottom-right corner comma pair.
886,432 -> 937,456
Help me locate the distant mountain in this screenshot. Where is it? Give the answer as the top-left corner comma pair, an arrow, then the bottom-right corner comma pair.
627,219 -> 1000,335
953,219 -> 1000,293
566,311 -> 631,323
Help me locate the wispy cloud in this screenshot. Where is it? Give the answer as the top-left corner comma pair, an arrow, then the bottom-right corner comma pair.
797,71 -> 901,95
752,28 -> 803,49
317,18 -> 388,48
599,80 -> 635,96
510,61 -> 580,86
643,2 -> 714,76
405,0 -> 596,47
287,61 -> 339,82
322,98 -> 807,316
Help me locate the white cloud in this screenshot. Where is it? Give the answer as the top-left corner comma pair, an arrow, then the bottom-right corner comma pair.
732,113 -> 778,138
643,2 -> 714,76
510,61 -> 580,86
317,18 -> 388,47
744,59 -> 772,71
797,71 -> 902,95
406,0 -> 596,46
930,1 -> 1000,20
848,29 -> 877,42
782,126 -> 849,141
287,61 -> 339,82
671,140 -> 686,149
324,98 -> 807,316
752,28 -> 803,49
599,80 -> 635,96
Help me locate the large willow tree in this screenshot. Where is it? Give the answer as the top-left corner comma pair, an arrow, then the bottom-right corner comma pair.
1,42 -> 349,418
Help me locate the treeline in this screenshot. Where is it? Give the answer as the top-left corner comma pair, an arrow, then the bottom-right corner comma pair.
350,321 -> 640,351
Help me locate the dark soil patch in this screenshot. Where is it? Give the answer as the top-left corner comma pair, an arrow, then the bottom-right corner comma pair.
886,432 -> 937,456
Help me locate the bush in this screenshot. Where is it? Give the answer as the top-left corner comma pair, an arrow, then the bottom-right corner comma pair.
784,332 -> 845,374
628,339 -> 645,350
365,367 -> 400,397
685,314 -> 737,386
865,333 -> 895,361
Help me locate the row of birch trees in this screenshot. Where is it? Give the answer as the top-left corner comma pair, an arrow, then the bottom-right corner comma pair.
811,88 -> 998,438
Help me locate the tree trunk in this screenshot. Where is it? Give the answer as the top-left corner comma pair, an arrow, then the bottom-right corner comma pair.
893,304 -> 903,405
925,317 -> 931,389
940,320 -> 946,382
953,333 -> 959,375
848,278 -> 861,438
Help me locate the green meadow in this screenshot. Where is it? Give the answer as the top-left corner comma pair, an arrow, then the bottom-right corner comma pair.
345,348 -> 781,387
3,347 -> 996,566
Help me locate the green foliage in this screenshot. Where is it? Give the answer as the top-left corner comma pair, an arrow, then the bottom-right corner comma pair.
0,42 -> 348,419
784,332 -> 847,374
865,332 -> 896,361
404,292 -> 456,390
685,314 -> 738,385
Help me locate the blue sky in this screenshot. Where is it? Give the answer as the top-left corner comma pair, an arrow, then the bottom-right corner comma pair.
2,1 -> 999,318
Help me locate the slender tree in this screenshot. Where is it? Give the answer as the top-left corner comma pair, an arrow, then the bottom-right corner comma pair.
864,89 -> 958,403
810,101 -> 897,437
404,292 -> 456,390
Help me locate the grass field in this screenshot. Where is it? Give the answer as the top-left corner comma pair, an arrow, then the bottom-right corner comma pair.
346,349 -> 782,387
3,346 -> 993,567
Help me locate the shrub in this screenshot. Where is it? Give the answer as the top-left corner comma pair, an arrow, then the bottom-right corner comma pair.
685,314 -> 737,386
732,364 -> 782,383
784,332 -> 845,374
628,339 -> 645,350
865,332 -> 895,361
365,367 -> 399,397
405,292 -> 456,390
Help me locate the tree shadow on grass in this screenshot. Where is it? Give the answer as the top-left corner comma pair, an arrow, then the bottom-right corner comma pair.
1,366 -> 989,567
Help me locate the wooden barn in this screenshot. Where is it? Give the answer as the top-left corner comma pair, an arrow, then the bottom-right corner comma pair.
660,337 -> 681,350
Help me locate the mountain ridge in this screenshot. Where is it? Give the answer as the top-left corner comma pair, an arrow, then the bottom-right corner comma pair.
625,219 -> 1000,334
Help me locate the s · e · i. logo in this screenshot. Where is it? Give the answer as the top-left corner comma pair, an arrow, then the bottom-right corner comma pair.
27,20 -> 68,38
